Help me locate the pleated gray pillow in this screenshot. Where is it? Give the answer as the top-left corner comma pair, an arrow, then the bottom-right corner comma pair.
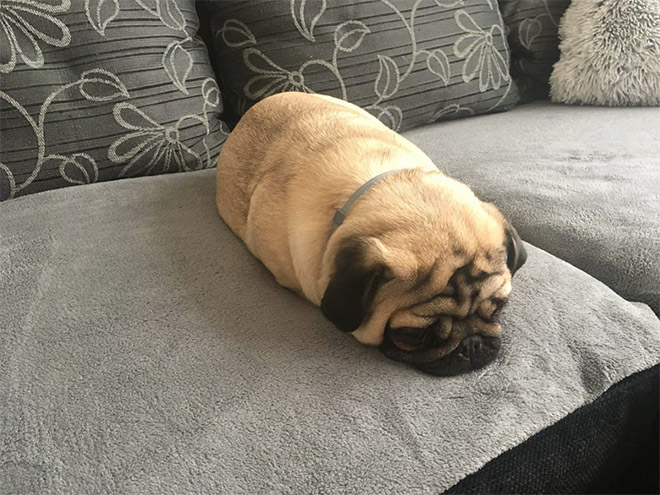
0,0 -> 228,201
550,0 -> 660,106
204,0 -> 519,132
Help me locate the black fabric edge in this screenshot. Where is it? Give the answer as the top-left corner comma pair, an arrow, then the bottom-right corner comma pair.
445,364 -> 660,494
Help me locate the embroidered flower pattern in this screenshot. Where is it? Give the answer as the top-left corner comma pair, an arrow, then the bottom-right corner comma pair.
108,102 -> 208,178
0,68 -> 128,199
218,0 -> 514,131
0,1 -> 227,201
0,0 -> 72,73
242,48 -> 344,99
453,10 -> 510,92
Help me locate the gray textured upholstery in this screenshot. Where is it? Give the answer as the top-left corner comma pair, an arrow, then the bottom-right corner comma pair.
2,160 -> 659,494
404,101 -> 660,314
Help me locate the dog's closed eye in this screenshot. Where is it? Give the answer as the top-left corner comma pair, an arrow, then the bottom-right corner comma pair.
386,326 -> 428,350
478,298 -> 508,323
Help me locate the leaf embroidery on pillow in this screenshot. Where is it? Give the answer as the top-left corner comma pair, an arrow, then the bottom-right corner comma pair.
0,69 -> 128,198
85,0 -> 119,36
136,0 -> 191,93
291,0 -> 327,42
219,19 -> 256,48
333,21 -> 370,53
218,0 -> 515,131
163,40 -> 194,95
79,68 -> 130,101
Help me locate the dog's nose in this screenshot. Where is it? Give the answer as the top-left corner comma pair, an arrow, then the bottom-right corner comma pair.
410,334 -> 501,376
456,334 -> 499,368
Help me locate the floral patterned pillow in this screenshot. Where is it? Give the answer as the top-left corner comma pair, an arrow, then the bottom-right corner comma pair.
498,0 -> 571,101
0,0 -> 229,201
203,0 -> 519,132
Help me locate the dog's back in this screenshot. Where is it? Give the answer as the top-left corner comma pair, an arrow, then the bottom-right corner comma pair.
215,92 -> 437,299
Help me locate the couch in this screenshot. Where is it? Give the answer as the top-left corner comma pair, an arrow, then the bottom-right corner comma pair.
1,1 -> 659,494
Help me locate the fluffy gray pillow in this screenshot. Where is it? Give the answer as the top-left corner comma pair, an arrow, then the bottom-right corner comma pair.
550,0 -> 660,106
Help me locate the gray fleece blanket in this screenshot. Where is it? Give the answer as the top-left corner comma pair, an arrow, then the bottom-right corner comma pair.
405,102 -> 660,315
1,168 -> 660,494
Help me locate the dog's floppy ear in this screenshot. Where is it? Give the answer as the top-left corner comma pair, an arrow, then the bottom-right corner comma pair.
505,224 -> 527,276
321,237 -> 390,333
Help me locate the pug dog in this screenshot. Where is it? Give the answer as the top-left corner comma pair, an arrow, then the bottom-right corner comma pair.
216,92 -> 526,376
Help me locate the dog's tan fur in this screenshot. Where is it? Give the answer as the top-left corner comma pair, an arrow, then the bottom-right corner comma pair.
216,93 -> 524,370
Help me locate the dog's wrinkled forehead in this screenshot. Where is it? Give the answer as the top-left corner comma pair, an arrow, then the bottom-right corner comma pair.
400,213 -> 526,321
380,246 -> 515,375
390,249 -> 513,328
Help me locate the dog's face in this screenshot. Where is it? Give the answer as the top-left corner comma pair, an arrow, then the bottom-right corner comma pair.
320,170 -> 526,376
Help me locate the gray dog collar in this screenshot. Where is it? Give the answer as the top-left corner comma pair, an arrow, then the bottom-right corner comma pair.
332,169 -> 403,231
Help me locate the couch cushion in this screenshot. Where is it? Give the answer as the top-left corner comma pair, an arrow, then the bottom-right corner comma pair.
202,0 -> 519,131
0,0 -> 228,201
1,169 -> 659,494
549,0 -> 660,106
499,0 -> 571,100
404,101 -> 660,314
